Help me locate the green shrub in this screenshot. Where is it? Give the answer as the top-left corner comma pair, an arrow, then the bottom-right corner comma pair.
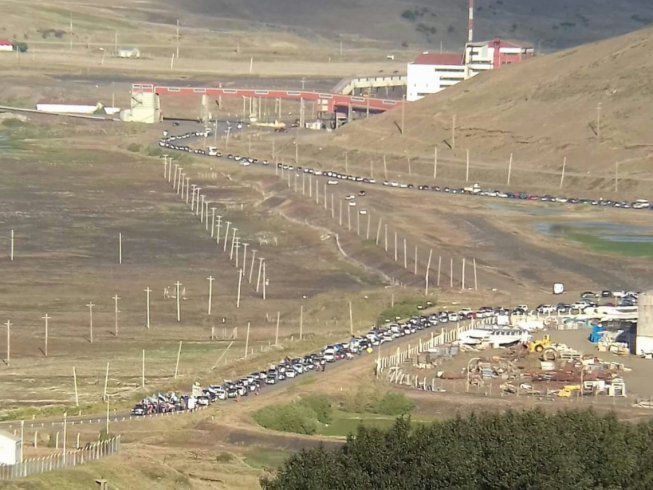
215,452 -> 234,463
254,404 -> 318,435
376,300 -> 422,325
374,393 -> 414,416
298,395 -> 332,424
126,142 -> 141,153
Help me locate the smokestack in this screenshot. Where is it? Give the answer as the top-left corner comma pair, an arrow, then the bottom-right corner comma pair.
468,0 -> 474,43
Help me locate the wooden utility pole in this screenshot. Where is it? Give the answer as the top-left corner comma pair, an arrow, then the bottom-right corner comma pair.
176,19 -> 180,59
207,276 -> 214,315
72,367 -> 79,406
461,258 -> 466,290
433,147 -> 438,179
112,294 -> 120,337
299,305 -> 304,340
10,229 -> 14,261
414,245 -> 418,275
87,302 -> 95,343
450,258 -> 453,288
175,281 -> 182,322
437,255 -> 442,287
507,153 -> 513,185
375,217 -> 382,245
249,250 -> 257,283
174,341 -> 182,378
103,362 -> 110,401
383,155 -> 388,180
144,287 -> 151,329
236,270 -> 243,308
4,320 -> 10,366
425,249 -> 433,295
42,314 -> 50,357
244,322 -> 250,358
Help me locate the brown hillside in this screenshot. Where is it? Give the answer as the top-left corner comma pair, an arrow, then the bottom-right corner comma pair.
327,26 -> 653,197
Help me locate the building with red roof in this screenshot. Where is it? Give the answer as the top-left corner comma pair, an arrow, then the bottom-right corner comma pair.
0,40 -> 14,52
407,38 -> 534,101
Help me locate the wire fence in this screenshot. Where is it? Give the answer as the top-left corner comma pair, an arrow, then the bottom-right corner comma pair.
0,435 -> 120,481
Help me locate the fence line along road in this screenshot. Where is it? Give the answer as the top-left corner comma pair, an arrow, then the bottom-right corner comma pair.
0,435 -> 120,481
376,317 -> 494,373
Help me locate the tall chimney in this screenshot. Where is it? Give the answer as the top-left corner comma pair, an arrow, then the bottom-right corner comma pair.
468,0 -> 475,43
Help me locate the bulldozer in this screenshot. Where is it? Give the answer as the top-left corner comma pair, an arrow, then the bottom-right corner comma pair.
529,335 -> 558,361
529,334 -> 552,353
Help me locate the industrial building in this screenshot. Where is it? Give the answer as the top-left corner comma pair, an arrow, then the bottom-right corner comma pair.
406,53 -> 466,102
406,0 -> 534,101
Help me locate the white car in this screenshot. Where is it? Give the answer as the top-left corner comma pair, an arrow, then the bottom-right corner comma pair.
327,180 -> 339,185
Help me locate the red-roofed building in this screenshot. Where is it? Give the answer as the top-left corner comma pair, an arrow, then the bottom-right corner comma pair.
465,38 -> 534,75
0,40 -> 13,52
407,38 -> 534,101
407,51 -> 467,101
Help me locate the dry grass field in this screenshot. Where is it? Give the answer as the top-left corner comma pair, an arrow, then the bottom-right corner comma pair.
1,2 -> 653,487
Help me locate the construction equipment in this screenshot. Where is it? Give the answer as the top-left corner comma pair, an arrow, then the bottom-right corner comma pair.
529,334 -> 552,353
557,384 -> 581,398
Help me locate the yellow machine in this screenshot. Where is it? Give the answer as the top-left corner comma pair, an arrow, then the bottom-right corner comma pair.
529,334 -> 552,353
558,385 -> 582,398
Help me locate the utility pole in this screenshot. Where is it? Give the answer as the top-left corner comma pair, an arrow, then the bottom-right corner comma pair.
207,275 -> 214,315
560,156 -> 567,189
175,281 -> 182,322
507,153 -> 513,185
4,320 -> 10,366
452,114 -> 456,149
176,19 -> 180,59
87,302 -> 95,343
42,314 -> 50,357
400,95 -> 406,135
113,294 -> 120,337
144,287 -> 151,329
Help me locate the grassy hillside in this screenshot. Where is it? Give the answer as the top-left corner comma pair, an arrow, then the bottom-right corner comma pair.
173,0 -> 653,50
323,26 -> 653,197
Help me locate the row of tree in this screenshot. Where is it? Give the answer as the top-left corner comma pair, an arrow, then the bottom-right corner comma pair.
262,409 -> 653,489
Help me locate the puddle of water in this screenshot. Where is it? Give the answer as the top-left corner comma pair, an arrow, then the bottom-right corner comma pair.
536,221 -> 653,258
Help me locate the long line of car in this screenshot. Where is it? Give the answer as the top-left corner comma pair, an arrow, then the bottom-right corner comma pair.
159,129 -> 652,211
131,304 -> 505,416
131,289 -> 638,416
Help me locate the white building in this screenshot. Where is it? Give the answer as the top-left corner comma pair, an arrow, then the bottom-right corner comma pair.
407,52 -> 466,102
465,38 -> 535,76
0,430 -> 22,465
0,40 -> 13,52
406,39 -> 534,101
